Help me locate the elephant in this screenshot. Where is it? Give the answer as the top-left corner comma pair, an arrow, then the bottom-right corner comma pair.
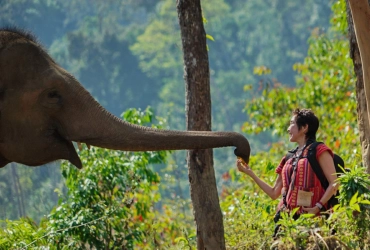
0,27 -> 250,169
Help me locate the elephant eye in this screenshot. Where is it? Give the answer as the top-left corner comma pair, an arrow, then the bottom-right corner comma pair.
47,90 -> 61,104
48,91 -> 59,98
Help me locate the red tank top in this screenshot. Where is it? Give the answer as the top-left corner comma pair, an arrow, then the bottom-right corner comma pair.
275,144 -> 333,213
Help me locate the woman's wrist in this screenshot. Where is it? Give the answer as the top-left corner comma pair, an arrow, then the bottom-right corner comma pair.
247,169 -> 256,178
315,201 -> 324,210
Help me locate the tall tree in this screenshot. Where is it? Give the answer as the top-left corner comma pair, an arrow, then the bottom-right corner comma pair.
347,0 -> 370,122
177,0 -> 226,249
346,0 -> 370,172
11,165 -> 25,218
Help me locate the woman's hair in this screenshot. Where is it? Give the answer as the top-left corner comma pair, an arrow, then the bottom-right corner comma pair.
292,108 -> 319,140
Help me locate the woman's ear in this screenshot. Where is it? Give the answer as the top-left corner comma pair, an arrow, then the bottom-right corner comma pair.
302,124 -> 309,133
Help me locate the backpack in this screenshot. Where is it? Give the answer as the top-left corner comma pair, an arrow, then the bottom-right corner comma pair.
285,141 -> 347,208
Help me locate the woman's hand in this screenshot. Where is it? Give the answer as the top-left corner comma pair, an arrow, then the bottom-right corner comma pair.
236,158 -> 254,176
236,159 -> 283,200
302,205 -> 320,215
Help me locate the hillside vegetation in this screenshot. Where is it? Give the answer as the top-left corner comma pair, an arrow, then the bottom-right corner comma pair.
0,0 -> 369,249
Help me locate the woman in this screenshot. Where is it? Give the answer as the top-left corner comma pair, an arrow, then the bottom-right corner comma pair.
237,109 -> 338,217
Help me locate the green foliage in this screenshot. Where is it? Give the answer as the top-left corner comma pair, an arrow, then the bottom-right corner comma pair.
50,31 -> 155,117
0,217 -> 49,250
1,0 -> 369,248
173,229 -> 196,250
327,192 -> 370,249
242,0 -> 359,162
337,166 -> 370,206
0,163 -> 63,223
132,0 -> 332,132
46,108 -> 167,249
222,187 -> 276,249
333,167 -> 370,248
0,107 -> 195,249
224,0 -> 370,248
0,0 -> 334,222
134,197 -> 195,249
274,209 -> 314,248
223,161 -> 370,249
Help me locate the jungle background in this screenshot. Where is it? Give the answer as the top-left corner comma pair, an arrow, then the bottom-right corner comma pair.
1,0 -> 370,249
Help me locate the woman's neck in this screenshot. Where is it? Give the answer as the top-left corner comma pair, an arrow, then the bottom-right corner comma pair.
297,139 -> 308,149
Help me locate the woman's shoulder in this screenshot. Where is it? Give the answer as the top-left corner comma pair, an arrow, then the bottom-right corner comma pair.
315,142 -> 334,158
275,155 -> 288,174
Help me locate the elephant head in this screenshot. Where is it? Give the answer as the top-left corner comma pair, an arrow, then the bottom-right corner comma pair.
0,28 -> 250,169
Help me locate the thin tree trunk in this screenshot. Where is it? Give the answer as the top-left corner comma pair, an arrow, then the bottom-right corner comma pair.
177,0 -> 226,249
11,164 -> 25,218
346,0 -> 370,173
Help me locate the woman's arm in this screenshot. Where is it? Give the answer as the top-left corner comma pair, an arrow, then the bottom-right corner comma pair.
317,150 -> 339,203
237,159 -> 283,200
302,150 -> 338,214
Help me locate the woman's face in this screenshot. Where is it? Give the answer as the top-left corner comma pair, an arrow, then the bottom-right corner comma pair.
287,115 -> 307,143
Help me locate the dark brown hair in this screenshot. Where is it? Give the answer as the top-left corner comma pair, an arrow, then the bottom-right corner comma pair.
292,108 -> 319,140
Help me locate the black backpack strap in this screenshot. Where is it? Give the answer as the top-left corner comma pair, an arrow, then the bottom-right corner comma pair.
285,148 -> 297,162
282,148 -> 297,207
307,141 -> 329,190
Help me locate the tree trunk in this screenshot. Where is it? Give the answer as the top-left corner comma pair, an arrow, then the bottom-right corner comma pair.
346,0 -> 370,173
177,0 -> 226,249
11,164 -> 25,218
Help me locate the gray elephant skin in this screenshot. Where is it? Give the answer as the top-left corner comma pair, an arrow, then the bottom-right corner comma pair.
0,28 -> 250,169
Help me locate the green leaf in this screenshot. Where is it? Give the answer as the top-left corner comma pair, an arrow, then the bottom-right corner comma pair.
352,203 -> 361,212
174,236 -> 188,243
206,34 -> 214,41
349,192 -> 359,206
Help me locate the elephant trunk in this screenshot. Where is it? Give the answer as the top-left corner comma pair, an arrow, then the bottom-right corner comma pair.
61,85 -> 250,165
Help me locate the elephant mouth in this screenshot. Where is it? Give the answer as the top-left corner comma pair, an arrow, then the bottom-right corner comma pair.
67,141 -> 83,169
50,127 -> 83,169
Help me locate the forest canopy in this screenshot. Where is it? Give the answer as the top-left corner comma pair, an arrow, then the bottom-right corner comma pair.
1,0 -> 369,249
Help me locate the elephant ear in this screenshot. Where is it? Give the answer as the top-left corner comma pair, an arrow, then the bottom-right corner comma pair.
0,98 -> 8,167
0,87 -> 3,142
0,102 -> 2,143
0,111 -> 8,167
0,155 -> 9,168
